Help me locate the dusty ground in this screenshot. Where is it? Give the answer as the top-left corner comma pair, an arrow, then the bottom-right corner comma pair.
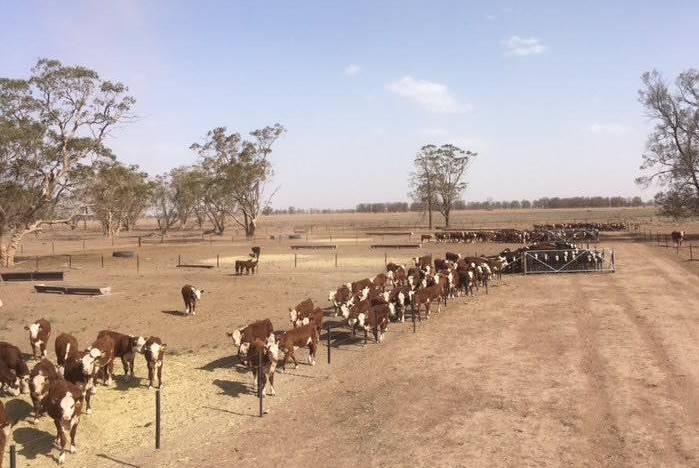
1,209 -> 698,467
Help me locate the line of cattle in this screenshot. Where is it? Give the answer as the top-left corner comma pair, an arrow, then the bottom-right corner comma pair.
424,227 -> 604,244
223,251 -> 509,400
0,282 -> 193,466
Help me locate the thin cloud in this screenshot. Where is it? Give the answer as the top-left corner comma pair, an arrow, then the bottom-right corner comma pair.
485,14 -> 496,21
420,128 -> 449,136
586,123 -> 632,135
386,76 -> 470,113
503,36 -> 548,56
344,63 -> 362,76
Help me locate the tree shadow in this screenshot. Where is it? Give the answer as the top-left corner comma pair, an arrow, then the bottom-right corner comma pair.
212,379 -> 248,397
13,426 -> 54,460
5,398 -> 33,422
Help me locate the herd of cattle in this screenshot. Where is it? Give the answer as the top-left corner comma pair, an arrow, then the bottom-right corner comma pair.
425,228 -> 601,244
223,251 -> 510,399
0,290 -> 181,465
497,242 -> 609,273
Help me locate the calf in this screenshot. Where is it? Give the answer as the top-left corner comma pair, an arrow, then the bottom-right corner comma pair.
246,335 -> 278,396
29,358 -> 60,424
328,284 -> 352,316
82,335 -> 116,391
181,284 -> 204,315
227,318 -> 274,362
25,318 -> 51,359
96,330 -> 146,379
0,401 -> 16,468
275,323 -> 319,372
143,336 -> 166,389
288,298 -> 314,326
55,333 -> 79,376
0,342 -> 30,395
42,379 -> 83,464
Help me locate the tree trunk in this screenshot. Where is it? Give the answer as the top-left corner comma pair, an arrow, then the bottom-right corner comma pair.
246,219 -> 256,240
1,230 -> 26,267
444,207 -> 450,228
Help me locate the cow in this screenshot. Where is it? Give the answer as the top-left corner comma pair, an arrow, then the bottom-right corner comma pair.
356,304 -> 391,343
246,335 -> 278,397
42,379 -> 83,464
29,358 -> 60,424
143,336 -> 166,389
0,401 -> 16,468
411,283 -> 443,321
25,318 -> 51,359
349,278 -> 373,293
445,251 -> 461,262
288,298 -> 314,326
392,265 -> 407,287
234,260 -> 247,275
328,284 -> 352,316
420,234 -> 432,242
96,331 -> 146,379
412,254 -> 432,270
251,246 -> 261,260
434,258 -> 450,272
0,342 -> 30,395
671,230 -> 685,247
62,354 -> 93,414
275,323 -> 319,372
244,259 -> 258,275
82,335 -> 116,391
55,333 -> 79,376
370,273 -> 390,292
292,307 -> 324,335
0,359 -> 22,397
227,319 -> 274,363
385,285 -> 414,322
181,284 -> 204,315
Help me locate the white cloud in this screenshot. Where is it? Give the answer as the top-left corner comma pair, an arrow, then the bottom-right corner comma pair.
586,123 -> 632,135
485,14 -> 496,21
344,63 -> 362,76
503,36 -> 548,56
386,76 -> 470,113
420,128 -> 449,136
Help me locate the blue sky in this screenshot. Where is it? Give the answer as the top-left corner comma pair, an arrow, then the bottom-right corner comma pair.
1,0 -> 697,209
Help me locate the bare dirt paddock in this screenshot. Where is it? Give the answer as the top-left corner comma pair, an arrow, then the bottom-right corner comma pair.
1,209 -> 698,467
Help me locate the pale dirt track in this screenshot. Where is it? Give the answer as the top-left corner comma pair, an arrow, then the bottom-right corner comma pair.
130,241 -> 699,468
2,237 -> 699,467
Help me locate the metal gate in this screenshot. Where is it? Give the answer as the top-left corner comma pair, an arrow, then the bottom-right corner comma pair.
504,248 -> 615,275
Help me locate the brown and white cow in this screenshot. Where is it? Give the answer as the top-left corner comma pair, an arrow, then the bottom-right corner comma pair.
412,254 -> 432,271
227,319 -> 275,362
384,285 -> 414,322
671,230 -> 685,247
25,318 -> 51,359
275,323 -> 319,372
246,335 -> 278,396
0,359 -> 22,397
62,354 -> 93,415
0,342 -> 30,395
82,335 -> 116,391
288,298 -> 315,326
181,284 -> 204,315
143,337 -> 166,389
0,400 -> 16,468
370,273 -> 390,292
42,379 -> 83,464
96,330 -> 146,379
293,307 -> 324,335
411,283 -> 443,321
29,358 -> 60,424
356,304 -> 391,343
349,278 -> 373,294
55,333 -> 80,377
328,284 -> 352,316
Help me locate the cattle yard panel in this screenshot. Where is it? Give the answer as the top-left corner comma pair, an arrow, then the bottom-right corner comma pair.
535,228 -> 600,242
503,248 -> 615,275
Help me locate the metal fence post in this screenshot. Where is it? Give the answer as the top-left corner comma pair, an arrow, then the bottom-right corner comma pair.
101,255 -> 104,268
178,254 -> 181,267
327,324 -> 331,364
294,253 -> 297,268
155,389 -> 161,449
217,254 -> 220,268
334,253 -> 338,268
137,254 -> 140,274
10,444 -> 16,468
258,350 -> 264,417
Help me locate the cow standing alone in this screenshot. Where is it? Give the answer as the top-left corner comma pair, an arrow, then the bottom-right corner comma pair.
25,318 -> 51,359
143,337 -> 166,389
181,284 -> 204,315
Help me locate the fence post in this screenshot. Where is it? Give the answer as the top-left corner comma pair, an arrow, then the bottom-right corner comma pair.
690,245 -> 694,261
334,253 -> 338,268
68,255 -> 72,269
178,254 -> 181,267
52,241 -> 55,253
137,254 -> 140,274
294,253 -> 297,268
101,255 -> 104,268
412,304 -> 416,333
327,324 -> 331,364
258,350 -> 264,417
10,444 -> 16,468
155,388 -> 161,449
138,236 -> 142,247
217,254 -> 220,268
384,253 -> 387,267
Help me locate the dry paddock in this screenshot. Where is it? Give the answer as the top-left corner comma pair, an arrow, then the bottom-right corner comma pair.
1,230 -> 699,466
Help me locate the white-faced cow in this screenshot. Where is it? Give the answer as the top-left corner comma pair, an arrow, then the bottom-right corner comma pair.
96,331 -> 146,379
62,354 -> 93,415
143,336 -> 166,389
328,284 -> 352,316
181,284 -> 204,315
246,335 -> 278,396
25,318 -> 51,359
288,298 -> 314,326
29,358 -> 60,424
227,319 -> 274,363
275,323 -> 319,372
0,401 -> 16,468
82,335 -> 116,392
42,379 -> 83,464
0,342 -> 30,395
55,333 -> 79,377
356,304 -> 391,343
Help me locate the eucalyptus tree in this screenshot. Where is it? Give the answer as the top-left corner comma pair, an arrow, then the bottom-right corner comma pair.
0,58 -> 134,265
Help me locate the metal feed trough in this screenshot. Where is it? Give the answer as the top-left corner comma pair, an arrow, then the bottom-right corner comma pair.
503,248 -> 614,275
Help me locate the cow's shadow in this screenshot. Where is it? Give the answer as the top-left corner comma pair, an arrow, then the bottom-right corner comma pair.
112,375 -> 144,391
5,398 -> 33,422
212,379 -> 248,397
198,354 -> 238,372
161,310 -> 188,317
13,426 -> 54,460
